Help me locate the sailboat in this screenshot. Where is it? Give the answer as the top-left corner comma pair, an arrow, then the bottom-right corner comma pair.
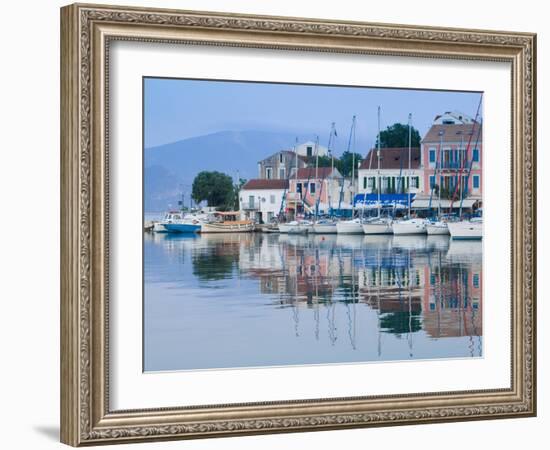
312,125 -> 338,234
426,124 -> 449,235
279,138 -> 312,234
363,106 -> 393,235
392,113 -> 427,235
337,115 -> 364,234
448,109 -> 484,241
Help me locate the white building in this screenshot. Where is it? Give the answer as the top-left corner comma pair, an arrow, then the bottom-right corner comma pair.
357,147 -> 424,196
295,141 -> 329,158
239,179 -> 289,223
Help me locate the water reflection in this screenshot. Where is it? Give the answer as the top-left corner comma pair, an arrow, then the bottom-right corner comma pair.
144,232 -> 482,371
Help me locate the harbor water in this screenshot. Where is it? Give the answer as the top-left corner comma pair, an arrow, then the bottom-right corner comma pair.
144,232 -> 482,371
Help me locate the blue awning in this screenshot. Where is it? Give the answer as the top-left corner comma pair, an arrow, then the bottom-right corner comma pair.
354,193 -> 415,209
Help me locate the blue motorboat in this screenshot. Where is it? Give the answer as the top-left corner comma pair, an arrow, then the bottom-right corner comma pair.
163,222 -> 201,233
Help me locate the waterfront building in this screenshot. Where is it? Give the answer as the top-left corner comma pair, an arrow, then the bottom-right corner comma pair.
239,179 -> 289,223
355,147 -> 422,211
257,149 -> 308,180
286,167 -> 353,216
357,147 -> 423,195
418,113 -> 482,210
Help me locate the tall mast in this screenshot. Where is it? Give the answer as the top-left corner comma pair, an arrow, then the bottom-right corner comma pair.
314,135 -> 319,220
350,115 -> 357,217
408,113 -> 412,218
377,106 -> 381,218
437,130 -> 443,218
294,137 -> 298,221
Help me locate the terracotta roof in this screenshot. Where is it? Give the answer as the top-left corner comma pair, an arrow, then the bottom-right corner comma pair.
241,179 -> 289,190
422,123 -> 482,143
359,147 -> 420,170
295,167 -> 336,179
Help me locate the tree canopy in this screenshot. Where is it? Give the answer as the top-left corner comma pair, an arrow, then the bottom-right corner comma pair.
337,151 -> 363,178
376,123 -> 421,148
192,171 -> 235,210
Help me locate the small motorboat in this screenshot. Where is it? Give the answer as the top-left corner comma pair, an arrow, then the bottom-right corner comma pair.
152,211 -> 185,233
162,222 -> 201,233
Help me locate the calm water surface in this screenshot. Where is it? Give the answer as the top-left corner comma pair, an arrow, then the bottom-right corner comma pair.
144,232 -> 482,371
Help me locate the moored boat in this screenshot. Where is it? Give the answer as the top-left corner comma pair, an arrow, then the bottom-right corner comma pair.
312,219 -> 337,234
447,217 -> 482,240
426,220 -> 450,235
201,211 -> 254,233
392,218 -> 427,235
152,211 -> 185,233
336,218 -> 363,234
362,217 -> 393,235
163,222 -> 201,233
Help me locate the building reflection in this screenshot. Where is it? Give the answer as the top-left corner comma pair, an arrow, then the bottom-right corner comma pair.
145,232 -> 482,347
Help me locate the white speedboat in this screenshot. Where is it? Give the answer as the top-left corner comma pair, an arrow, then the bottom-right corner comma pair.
392,218 -> 427,235
336,218 -> 364,234
447,218 -> 483,240
362,217 -> 393,235
312,219 -> 337,234
426,221 -> 450,235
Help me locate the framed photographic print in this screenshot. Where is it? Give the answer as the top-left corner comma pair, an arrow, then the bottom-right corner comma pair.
60,3 -> 537,446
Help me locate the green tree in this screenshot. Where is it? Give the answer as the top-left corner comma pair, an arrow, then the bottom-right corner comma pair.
376,123 -> 421,148
338,151 -> 363,177
192,171 -> 235,210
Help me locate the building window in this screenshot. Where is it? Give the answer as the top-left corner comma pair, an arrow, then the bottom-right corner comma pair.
306,146 -> 313,157
473,175 -> 480,189
279,153 -> 284,164
248,195 -> 255,208
430,175 -> 436,188
473,273 -> 480,288
270,194 -> 276,204
310,183 -> 316,194
429,148 -> 436,163
279,167 -> 285,179
265,167 -> 272,179
296,182 -> 302,194
369,177 -> 376,189
473,148 -> 479,162
363,177 -> 367,189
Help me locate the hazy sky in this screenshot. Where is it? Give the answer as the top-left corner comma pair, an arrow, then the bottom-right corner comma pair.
144,77 -> 482,152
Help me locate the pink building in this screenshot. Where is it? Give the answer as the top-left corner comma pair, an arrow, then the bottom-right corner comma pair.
421,121 -> 482,202
286,167 -> 350,215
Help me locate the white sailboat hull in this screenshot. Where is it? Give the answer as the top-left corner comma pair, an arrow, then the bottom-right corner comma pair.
426,222 -> 450,235
392,219 -> 427,235
336,220 -> 363,234
312,223 -> 337,234
447,221 -> 483,240
362,221 -> 393,235
278,222 -> 312,234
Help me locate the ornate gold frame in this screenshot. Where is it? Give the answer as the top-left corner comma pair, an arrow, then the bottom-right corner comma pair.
60,3 -> 536,446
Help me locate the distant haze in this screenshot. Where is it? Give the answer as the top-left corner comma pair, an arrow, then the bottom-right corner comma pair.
144,78 -> 482,211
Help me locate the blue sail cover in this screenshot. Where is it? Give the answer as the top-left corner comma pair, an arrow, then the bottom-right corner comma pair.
354,193 -> 415,209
